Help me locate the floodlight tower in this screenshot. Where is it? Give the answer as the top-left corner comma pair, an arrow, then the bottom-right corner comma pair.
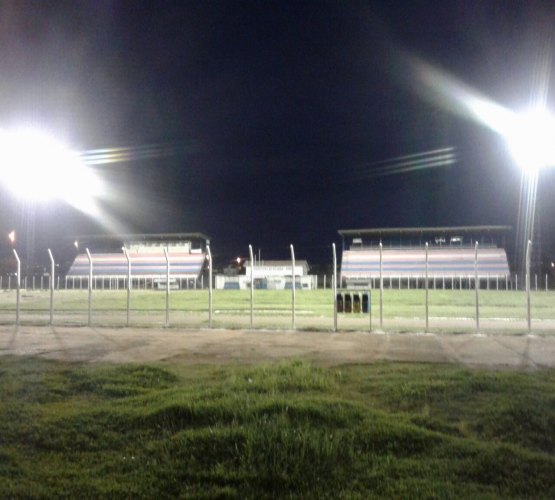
503,107 -> 555,279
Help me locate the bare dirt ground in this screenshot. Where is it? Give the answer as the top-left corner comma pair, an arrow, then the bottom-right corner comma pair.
1,325 -> 554,369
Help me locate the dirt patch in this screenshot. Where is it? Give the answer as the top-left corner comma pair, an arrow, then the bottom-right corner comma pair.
1,325 -> 554,369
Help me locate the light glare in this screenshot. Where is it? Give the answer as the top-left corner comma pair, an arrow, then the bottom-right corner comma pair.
504,108 -> 555,172
0,128 -> 102,214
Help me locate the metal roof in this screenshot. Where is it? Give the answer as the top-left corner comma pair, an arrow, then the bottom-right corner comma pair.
72,232 -> 210,242
338,226 -> 511,237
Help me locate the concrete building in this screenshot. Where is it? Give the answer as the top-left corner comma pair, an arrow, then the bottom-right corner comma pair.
216,260 -> 316,290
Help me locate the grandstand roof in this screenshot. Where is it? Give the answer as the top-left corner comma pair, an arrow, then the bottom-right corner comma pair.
338,226 -> 511,237
71,232 -> 210,243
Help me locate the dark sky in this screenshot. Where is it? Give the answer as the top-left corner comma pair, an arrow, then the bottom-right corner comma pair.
1,0 -> 554,264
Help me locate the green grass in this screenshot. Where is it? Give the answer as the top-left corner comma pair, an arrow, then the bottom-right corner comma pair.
1,357 -> 555,497
0,289 -> 554,330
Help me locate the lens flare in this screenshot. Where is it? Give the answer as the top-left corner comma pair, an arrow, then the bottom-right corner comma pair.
0,128 -> 103,215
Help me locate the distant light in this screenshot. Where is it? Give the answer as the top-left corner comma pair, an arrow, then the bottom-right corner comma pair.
74,240 -> 79,249
0,128 -> 103,215
236,257 -> 241,264
8,230 -> 15,244
552,262 -> 554,268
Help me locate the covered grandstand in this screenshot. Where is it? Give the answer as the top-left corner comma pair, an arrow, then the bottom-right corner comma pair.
66,233 -> 209,289
338,226 -> 512,289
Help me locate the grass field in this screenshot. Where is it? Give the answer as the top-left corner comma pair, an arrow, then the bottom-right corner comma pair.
1,356 -> 555,498
0,289 -> 554,332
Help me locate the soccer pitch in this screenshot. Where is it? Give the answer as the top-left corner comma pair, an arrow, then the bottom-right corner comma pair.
0,288 -> 554,332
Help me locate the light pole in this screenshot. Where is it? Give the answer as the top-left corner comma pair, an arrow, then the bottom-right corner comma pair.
503,108 -> 555,281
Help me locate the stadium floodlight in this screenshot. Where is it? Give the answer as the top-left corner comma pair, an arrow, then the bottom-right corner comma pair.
0,127 -> 102,215
467,99 -> 555,173
495,106 -> 555,278
8,230 -> 15,244
503,107 -> 555,173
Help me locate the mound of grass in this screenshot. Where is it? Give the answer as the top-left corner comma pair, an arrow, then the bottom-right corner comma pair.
1,357 -> 555,497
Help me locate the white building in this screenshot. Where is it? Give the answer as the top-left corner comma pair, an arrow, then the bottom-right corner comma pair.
216,260 -> 316,290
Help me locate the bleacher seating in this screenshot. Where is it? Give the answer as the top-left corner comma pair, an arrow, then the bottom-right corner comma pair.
67,251 -> 206,278
341,247 -> 510,278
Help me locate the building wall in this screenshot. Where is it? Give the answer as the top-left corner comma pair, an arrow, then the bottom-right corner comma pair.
244,263 -> 308,278
215,275 -> 317,290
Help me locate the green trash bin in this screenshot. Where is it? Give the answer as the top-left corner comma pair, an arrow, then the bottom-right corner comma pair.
353,293 -> 361,313
344,293 -> 352,313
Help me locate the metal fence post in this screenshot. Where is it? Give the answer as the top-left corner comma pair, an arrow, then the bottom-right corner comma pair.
164,247 -> 170,327
379,242 -> 383,329
474,242 -> 479,331
332,243 -> 337,332
207,244 -> 213,328
123,247 -> 131,327
249,244 -> 254,329
86,248 -> 93,327
425,242 -> 429,331
13,249 -> 21,326
290,244 -> 296,330
47,249 -> 55,325
526,240 -> 532,332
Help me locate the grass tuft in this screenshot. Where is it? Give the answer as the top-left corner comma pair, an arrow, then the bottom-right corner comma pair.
2,357 -> 555,497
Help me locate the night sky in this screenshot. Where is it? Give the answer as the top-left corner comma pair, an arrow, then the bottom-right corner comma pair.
1,0 -> 554,265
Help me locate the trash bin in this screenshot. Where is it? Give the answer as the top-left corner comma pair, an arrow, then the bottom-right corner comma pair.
336,293 -> 344,313
362,292 -> 370,313
353,293 -> 361,313
344,293 -> 352,313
